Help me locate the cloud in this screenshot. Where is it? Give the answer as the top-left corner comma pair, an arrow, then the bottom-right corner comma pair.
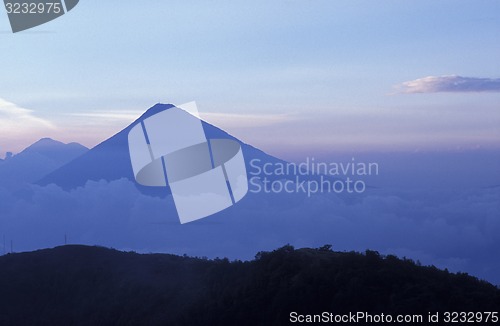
199,112 -> 297,128
69,110 -> 297,129
69,111 -> 143,122
0,177 -> 499,285
0,98 -> 56,155
0,98 -> 54,132
395,75 -> 500,93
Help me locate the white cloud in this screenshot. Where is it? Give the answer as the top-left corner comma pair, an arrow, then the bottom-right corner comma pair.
0,98 -> 54,131
69,110 -> 144,122
199,112 -> 297,128
0,98 -> 56,155
68,110 -> 296,129
395,75 -> 500,93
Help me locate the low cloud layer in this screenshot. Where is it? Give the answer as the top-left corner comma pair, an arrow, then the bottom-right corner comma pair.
395,75 -> 500,93
0,178 -> 498,285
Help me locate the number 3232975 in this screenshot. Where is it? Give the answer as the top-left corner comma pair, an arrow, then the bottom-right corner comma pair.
443,312 -> 498,323
5,2 -> 62,14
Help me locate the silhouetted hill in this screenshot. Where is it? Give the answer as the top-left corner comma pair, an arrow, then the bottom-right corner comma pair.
21,138 -> 88,163
0,138 -> 88,189
0,245 -> 498,325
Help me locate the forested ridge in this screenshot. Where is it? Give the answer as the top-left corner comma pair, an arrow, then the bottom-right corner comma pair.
0,244 -> 498,325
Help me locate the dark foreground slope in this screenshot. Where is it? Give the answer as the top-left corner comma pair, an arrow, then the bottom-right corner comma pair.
0,245 -> 498,326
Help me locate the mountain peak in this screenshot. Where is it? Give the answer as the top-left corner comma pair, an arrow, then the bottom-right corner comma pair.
22,138 -> 89,155
137,103 -> 175,121
28,137 -> 64,148
17,138 -> 88,163
38,102 -> 286,191
0,138 -> 89,188
39,137 -> 57,142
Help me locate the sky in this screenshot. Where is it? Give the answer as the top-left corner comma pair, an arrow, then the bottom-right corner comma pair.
0,1 -> 499,285
1,0 -> 499,157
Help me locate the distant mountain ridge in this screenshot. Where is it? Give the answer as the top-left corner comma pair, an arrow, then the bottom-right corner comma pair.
37,103 -> 288,193
22,138 -> 87,163
0,138 -> 88,189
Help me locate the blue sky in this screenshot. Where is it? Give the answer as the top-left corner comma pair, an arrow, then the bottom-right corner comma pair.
1,0 -> 499,156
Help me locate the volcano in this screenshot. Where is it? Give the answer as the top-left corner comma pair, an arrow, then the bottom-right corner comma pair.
37,103 -> 287,194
